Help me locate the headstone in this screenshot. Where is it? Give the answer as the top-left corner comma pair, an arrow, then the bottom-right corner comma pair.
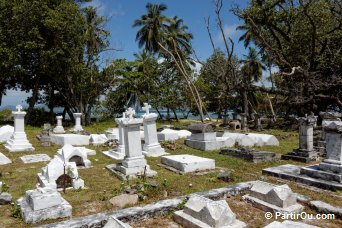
161,154 -> 215,173
20,154 -> 51,164
106,111 -> 157,180
103,113 -> 127,160
300,121 -> 342,183
57,144 -> 91,168
0,152 -> 12,165
89,134 -> 108,146
17,187 -> 72,223
53,116 -> 65,133
50,133 -> 90,146
240,113 -> 248,131
142,103 -> 167,157
71,113 -> 83,132
265,221 -> 319,228
37,155 -> 85,189
242,181 -> 303,214
104,216 -> 132,228
5,105 -> 34,152
220,148 -> 276,163
174,194 -> 246,228
185,124 -> 234,151
0,125 -> 14,143
282,115 -> 318,162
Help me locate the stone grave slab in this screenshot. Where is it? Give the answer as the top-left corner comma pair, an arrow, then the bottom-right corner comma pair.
220,148 -> 276,163
50,133 -> 89,146
157,131 -> 179,142
0,125 -> 14,142
90,134 -> 108,146
20,154 -> 51,164
263,164 -> 342,191
161,154 -> 215,173
242,181 -> 303,214
265,221 -> 319,228
17,187 -> 72,223
0,152 -> 11,165
174,194 -> 246,228
218,132 -> 279,147
105,128 -> 119,140
104,216 -> 132,228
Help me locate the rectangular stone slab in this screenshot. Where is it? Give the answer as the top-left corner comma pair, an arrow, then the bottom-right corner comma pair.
20,154 -> 51,164
50,134 -> 89,146
161,154 -> 215,173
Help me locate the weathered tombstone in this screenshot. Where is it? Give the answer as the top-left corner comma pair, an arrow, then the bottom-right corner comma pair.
242,181 -> 303,214
0,125 -> 14,143
0,152 -> 12,165
141,103 -> 167,157
89,134 -> 108,146
281,115 -> 318,162
185,123 -> 234,151
37,127 -> 51,147
220,148 -> 276,163
5,105 -> 34,152
17,187 -> 72,223
103,112 -> 127,160
240,113 -> 248,131
53,116 -> 65,133
174,194 -> 246,228
57,144 -> 91,168
71,113 -> 83,132
300,121 -> 342,183
106,108 -> 157,180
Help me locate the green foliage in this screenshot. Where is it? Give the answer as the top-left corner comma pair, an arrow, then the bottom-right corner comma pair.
11,204 -> 22,219
0,109 -> 12,122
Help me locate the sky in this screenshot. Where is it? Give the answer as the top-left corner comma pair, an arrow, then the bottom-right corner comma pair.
2,0 -> 254,107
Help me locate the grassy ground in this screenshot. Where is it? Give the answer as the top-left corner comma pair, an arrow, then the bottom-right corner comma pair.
0,119 -> 341,227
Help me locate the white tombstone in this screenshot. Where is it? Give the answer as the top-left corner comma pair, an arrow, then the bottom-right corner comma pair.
71,113 -> 83,132
57,144 -> 91,168
5,105 -> 34,152
161,154 -> 215,173
53,116 -> 65,133
17,187 -> 72,223
50,133 -> 90,146
109,108 -> 156,180
242,181 -> 303,214
89,134 -> 108,146
103,113 -> 127,160
142,103 -> 167,157
174,194 -> 246,228
0,125 -> 14,143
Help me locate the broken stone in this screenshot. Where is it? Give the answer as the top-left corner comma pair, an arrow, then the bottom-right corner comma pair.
0,152 -> 12,165
217,171 -> 231,182
104,216 -> 132,228
0,192 -> 12,205
109,194 -> 139,208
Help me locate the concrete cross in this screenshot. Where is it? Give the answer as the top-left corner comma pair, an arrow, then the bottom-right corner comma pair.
142,103 -> 151,115
16,104 -> 23,112
125,107 -> 135,120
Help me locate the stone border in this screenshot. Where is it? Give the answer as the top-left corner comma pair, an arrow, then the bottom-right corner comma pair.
39,182 -> 254,228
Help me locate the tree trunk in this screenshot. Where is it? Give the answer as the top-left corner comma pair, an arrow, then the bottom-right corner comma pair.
172,109 -> 179,121
243,88 -> 249,118
155,107 -> 163,120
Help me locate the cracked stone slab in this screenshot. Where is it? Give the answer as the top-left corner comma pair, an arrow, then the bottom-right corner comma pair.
0,152 -> 11,165
309,200 -> 342,219
20,154 -> 51,163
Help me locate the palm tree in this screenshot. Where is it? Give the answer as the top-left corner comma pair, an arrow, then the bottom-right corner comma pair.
236,24 -> 253,48
133,3 -> 207,121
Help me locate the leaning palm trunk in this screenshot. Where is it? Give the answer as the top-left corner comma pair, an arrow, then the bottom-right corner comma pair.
157,43 -> 208,122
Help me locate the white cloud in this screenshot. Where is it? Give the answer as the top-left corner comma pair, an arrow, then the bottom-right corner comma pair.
83,0 -> 125,17
215,23 -> 242,43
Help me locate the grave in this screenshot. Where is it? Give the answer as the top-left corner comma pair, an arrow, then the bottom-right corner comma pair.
106,108 -> 157,180
0,125 -> 14,142
71,113 -> 83,132
53,116 -> 65,133
173,194 -> 246,228
36,128 -> 51,147
57,145 -> 96,156
265,221 -> 319,228
141,103 -> 167,157
217,132 -> 279,147
103,112 -> 127,160
105,128 -> 119,140
220,148 -> 276,163
90,134 -> 108,146
5,105 -> 34,152
185,124 -> 235,151
0,152 -> 12,165
37,155 -> 85,189
229,120 -> 241,130
282,115 -> 319,162
104,216 -> 132,228
20,154 -> 51,164
50,133 -> 90,146
17,187 -> 72,223
242,181 -> 303,214
157,128 -> 191,142
161,154 -> 215,174
57,144 -> 91,168
264,121 -> 342,191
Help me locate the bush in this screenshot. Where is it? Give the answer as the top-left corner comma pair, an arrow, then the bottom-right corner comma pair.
0,109 -> 12,122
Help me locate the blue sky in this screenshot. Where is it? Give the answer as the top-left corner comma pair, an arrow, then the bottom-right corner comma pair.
2,0 -> 253,107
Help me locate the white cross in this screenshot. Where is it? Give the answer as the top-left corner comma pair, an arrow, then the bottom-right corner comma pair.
125,107 -> 135,120
142,103 -> 151,115
16,105 -> 23,112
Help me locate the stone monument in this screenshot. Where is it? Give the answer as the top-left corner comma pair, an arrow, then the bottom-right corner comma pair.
17,187 -> 72,223
71,113 -> 83,132
141,103 -> 167,157
5,105 -> 34,152
53,116 -> 65,133
282,115 -> 318,162
106,108 -> 157,180
174,194 -> 246,228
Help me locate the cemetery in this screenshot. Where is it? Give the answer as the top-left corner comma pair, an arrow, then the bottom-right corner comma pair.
0,0 -> 341,227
